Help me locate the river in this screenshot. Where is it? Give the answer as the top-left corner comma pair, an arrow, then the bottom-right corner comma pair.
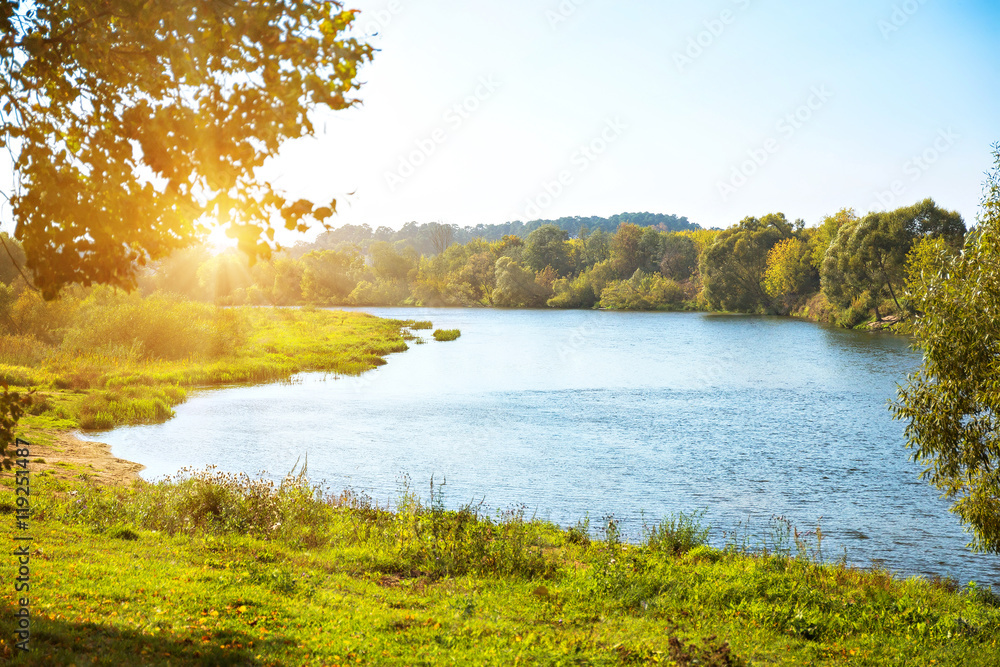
83,308 -> 1000,587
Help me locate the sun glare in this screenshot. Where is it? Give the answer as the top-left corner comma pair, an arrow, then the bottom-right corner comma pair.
206,224 -> 239,254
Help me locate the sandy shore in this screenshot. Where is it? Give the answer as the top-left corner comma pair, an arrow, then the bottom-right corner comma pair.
27,431 -> 144,486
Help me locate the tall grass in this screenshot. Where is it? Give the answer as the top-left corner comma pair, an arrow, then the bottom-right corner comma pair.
2,289 -> 419,430
642,509 -> 711,555
0,334 -> 49,366
49,467 -> 558,580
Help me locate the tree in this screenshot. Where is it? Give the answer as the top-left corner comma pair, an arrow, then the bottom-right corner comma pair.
369,242 -> 414,285
763,238 -> 816,311
637,227 -> 665,274
701,213 -> 796,313
196,252 -> 252,304
659,234 -> 698,281
892,145 -> 1000,553
300,248 -> 362,304
1,1 -> 372,298
599,270 -> 685,311
582,229 -> 610,269
609,223 -> 644,278
427,223 -> 456,256
0,233 -> 27,285
271,256 -> 304,306
548,273 -> 597,309
523,224 -> 572,276
458,252 -> 498,305
138,243 -> 213,299
822,199 -> 964,321
493,257 -> 547,308
808,208 -> 858,270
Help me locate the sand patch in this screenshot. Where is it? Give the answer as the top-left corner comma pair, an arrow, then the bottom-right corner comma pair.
24,431 -> 143,486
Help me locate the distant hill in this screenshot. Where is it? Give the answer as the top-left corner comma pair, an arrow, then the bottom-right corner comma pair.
291,212 -> 700,257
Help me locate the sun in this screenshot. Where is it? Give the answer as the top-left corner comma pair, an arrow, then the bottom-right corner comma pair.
206,224 -> 239,254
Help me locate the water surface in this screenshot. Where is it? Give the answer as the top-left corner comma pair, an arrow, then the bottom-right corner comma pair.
85,308 -> 1000,586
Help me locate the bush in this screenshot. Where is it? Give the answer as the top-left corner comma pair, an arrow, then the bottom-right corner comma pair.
0,334 -> 50,366
599,270 -> 686,311
348,280 -> 407,306
548,273 -> 598,309
643,510 -> 710,555
433,329 -> 461,341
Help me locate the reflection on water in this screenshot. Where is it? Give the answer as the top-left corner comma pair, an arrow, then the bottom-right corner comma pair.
83,308 -> 1000,586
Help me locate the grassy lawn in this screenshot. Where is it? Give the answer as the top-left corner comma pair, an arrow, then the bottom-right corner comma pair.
0,470 -> 997,665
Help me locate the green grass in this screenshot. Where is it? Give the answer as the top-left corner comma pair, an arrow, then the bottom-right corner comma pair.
0,472 -> 997,665
432,329 -> 461,342
3,295 -> 427,433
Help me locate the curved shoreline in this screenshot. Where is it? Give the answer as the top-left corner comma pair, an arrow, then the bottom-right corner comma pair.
29,430 -> 144,485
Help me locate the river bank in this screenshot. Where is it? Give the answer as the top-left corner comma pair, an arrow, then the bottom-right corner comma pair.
3,459 -> 999,665
15,429 -> 142,486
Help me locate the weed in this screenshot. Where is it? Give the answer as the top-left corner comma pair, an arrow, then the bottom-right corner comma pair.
567,514 -> 591,545
643,509 -> 711,555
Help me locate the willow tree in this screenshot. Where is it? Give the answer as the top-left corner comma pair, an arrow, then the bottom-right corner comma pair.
821,200 -> 965,322
893,145 -> 1000,553
0,0 -> 373,466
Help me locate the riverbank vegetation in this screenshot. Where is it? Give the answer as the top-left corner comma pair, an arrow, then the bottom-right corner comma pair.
433,329 -> 461,342
1,469 -> 998,665
893,145 -> 1000,554
0,286 -> 422,444
112,199 -> 966,332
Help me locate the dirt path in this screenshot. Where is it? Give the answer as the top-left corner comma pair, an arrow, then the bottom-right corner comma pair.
25,431 -> 144,486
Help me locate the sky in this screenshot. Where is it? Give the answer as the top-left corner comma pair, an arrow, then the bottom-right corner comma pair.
1,1 -> 997,244
256,0 -> 1000,239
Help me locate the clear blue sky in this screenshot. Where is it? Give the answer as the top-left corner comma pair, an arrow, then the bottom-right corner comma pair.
261,0 -> 999,235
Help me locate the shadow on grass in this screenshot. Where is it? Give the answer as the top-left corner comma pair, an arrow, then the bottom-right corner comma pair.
0,604 -> 289,666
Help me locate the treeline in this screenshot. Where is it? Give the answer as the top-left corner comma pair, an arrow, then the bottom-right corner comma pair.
117,198 -> 962,328
0,200 -> 966,330
295,212 -> 700,258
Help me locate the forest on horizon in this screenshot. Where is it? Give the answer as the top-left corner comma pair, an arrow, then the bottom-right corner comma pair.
69,199 -> 965,331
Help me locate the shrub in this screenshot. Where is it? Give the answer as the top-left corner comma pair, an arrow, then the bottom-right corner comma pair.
433,329 -> 461,341
599,270 -> 686,311
0,334 -> 50,366
643,510 -> 710,555
61,288 -> 218,360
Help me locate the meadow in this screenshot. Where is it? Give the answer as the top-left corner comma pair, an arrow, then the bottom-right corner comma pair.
0,468 -> 998,665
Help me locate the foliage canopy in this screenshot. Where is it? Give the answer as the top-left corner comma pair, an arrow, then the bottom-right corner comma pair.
893,146 -> 1000,552
822,199 -> 964,321
0,0 -> 372,298
701,213 -> 797,313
